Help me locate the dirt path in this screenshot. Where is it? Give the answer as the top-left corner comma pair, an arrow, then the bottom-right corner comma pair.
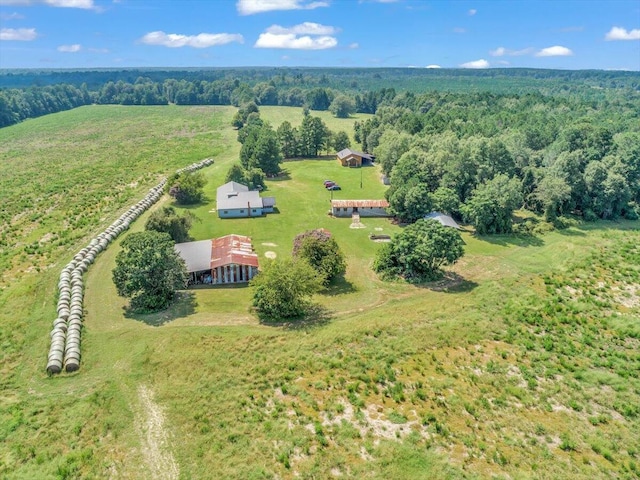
136,385 -> 180,480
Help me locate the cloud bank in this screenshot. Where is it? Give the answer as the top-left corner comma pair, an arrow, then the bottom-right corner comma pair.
237,0 -> 328,15
255,22 -> 339,50
460,58 -> 489,68
141,31 -> 244,48
535,45 -> 573,57
605,26 -> 640,41
57,43 -> 81,52
0,27 -> 37,40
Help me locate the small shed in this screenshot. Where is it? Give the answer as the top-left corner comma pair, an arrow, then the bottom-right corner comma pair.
424,212 -> 461,229
336,148 -> 375,167
331,199 -> 390,217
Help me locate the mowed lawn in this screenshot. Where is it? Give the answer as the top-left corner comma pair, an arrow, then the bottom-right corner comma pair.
1,105 -> 639,480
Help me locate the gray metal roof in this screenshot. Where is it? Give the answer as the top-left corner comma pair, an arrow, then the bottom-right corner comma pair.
424,212 -> 461,229
336,148 -> 374,160
174,240 -> 212,273
262,196 -> 276,208
216,181 -> 264,211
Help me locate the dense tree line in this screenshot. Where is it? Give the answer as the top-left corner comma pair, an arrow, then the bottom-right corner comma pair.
3,67 -> 638,128
360,89 -> 639,228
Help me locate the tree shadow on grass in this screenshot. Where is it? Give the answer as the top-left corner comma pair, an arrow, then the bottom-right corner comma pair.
475,233 -> 544,248
266,170 -> 291,182
414,272 -> 479,293
323,276 -> 357,296
556,227 -> 587,237
258,304 -> 332,331
124,291 -> 197,327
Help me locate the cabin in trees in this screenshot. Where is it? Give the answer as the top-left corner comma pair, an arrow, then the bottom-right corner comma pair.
174,234 -> 259,285
216,181 -> 276,218
336,148 -> 375,167
331,199 -> 390,217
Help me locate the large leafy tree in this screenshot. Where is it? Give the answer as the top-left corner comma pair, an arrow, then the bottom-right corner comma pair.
374,219 -> 464,282
332,131 -> 351,152
240,124 -> 282,175
534,173 -> 572,222
329,95 -> 356,118
145,206 -> 196,243
462,174 -> 522,234
276,120 -> 299,158
292,229 -> 346,285
251,258 -> 323,320
112,231 -> 188,313
166,171 -> 206,205
299,114 -> 330,157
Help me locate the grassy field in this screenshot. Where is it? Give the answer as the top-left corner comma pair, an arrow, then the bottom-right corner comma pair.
1,105 -> 639,480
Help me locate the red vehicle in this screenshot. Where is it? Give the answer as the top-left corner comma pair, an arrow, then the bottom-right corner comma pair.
323,180 -> 335,187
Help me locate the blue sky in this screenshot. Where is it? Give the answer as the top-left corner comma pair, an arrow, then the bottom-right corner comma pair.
0,0 -> 639,70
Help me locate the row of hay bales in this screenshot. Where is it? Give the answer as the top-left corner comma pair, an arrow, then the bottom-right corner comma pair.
46,158 -> 214,375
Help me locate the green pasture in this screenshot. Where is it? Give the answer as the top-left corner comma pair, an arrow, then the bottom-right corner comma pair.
1,105 -> 639,480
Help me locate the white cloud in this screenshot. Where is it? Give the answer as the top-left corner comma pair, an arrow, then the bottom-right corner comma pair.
0,27 -> 37,40
468,8 -> 477,15
0,11 -> 25,19
605,26 -> 640,41
490,46 -> 534,56
535,45 -> 573,57
140,31 -> 244,48
46,0 -> 94,7
266,22 -> 338,35
425,64 -> 441,68
255,32 -> 337,50
236,0 -> 328,15
57,43 -> 81,52
460,58 -> 489,68
348,42 -> 359,49
0,0 -> 95,8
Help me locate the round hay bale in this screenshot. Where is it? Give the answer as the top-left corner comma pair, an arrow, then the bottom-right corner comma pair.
67,323 -> 82,333
50,339 -> 66,350
64,349 -> 80,360
65,360 -> 80,372
65,346 -> 81,356
58,308 -> 70,320
47,359 -> 63,374
66,334 -> 80,344
50,345 -> 65,356
48,351 -> 64,362
51,329 -> 66,340
57,301 -> 70,312
53,318 -> 67,329
65,348 -> 81,359
49,346 -> 65,359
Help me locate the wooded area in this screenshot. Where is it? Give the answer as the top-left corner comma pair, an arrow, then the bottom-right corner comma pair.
1,67 -> 638,128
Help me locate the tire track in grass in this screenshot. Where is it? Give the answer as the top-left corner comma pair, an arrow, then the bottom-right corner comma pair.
136,385 -> 180,480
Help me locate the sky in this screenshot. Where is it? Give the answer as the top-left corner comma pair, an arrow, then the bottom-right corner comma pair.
0,0 -> 639,70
